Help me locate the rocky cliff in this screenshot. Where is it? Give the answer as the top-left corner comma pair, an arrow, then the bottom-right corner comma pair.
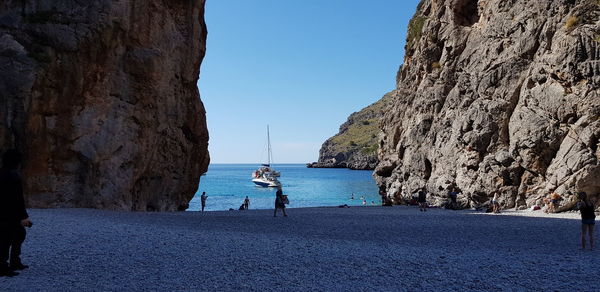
375,0 -> 600,209
308,93 -> 393,170
0,0 -> 209,211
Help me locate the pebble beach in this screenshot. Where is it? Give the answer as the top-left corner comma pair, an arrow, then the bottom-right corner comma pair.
1,206 -> 598,291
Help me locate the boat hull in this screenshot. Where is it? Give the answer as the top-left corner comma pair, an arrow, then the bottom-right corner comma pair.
252,178 -> 281,187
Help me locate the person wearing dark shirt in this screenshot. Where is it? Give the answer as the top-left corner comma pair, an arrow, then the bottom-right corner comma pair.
274,187 -> 287,217
200,192 -> 207,212
418,190 -> 427,212
577,192 -> 595,250
243,196 -> 250,210
447,186 -> 460,210
0,149 -> 32,277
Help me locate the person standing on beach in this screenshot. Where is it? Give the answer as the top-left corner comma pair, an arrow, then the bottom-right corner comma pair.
0,149 -> 32,277
447,186 -> 460,209
200,192 -> 208,212
274,187 -> 287,217
418,190 -> 427,212
491,192 -> 501,213
576,192 -> 595,250
244,196 -> 250,210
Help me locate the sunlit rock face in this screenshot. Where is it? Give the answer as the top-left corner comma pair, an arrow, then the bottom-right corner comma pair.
375,0 -> 600,209
0,0 -> 209,211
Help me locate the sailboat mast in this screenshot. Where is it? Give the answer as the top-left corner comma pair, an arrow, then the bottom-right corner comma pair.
267,125 -> 271,165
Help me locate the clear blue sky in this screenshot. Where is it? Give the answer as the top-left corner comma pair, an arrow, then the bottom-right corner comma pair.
199,0 -> 421,163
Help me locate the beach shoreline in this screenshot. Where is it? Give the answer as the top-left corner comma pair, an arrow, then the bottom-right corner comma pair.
1,206 -> 597,291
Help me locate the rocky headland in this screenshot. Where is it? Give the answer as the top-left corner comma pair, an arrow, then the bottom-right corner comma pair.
308,93 -> 393,170
375,0 -> 599,209
0,1 -> 209,211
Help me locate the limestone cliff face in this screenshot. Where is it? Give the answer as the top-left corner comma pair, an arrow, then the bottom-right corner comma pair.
375,0 -> 600,209
0,0 -> 209,211
308,93 -> 393,170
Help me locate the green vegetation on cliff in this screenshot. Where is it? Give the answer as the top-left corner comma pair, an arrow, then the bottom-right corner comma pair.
311,92 -> 394,169
328,115 -> 380,155
407,16 -> 427,48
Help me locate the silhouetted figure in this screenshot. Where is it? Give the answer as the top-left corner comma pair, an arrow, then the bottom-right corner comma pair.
0,149 -> 32,277
244,196 -> 250,210
274,187 -> 287,217
418,190 -> 427,212
447,186 -> 460,210
577,192 -> 595,250
200,192 -> 207,212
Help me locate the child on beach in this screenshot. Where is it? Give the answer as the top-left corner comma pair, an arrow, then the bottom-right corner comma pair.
576,192 -> 595,250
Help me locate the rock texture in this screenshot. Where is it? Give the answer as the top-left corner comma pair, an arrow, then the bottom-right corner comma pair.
0,0 -> 209,211
308,93 -> 393,170
375,0 -> 600,209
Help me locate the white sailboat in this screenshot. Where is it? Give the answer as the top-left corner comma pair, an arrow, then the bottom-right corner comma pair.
252,126 -> 281,187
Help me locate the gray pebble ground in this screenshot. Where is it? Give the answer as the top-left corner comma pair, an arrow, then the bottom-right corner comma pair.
1,206 -> 598,291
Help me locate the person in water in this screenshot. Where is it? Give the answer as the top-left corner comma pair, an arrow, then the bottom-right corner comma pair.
577,192 -> 595,250
274,187 -> 287,217
200,192 -> 208,212
243,196 -> 250,210
0,149 -> 32,277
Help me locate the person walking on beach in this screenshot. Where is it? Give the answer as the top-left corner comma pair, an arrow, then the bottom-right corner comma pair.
418,190 -> 427,212
243,196 -> 250,210
0,149 -> 32,277
576,192 -> 595,250
200,192 -> 208,212
274,187 -> 287,217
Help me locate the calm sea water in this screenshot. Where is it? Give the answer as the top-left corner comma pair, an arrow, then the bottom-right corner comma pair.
188,164 -> 381,211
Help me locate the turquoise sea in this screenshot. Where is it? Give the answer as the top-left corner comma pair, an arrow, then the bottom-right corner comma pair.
188,164 -> 381,211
